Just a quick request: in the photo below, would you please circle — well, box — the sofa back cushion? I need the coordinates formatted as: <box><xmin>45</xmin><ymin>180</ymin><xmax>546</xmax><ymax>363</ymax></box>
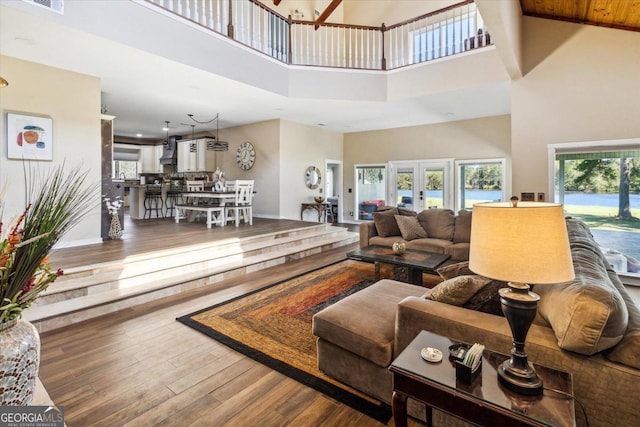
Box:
<box><xmin>536</xmin><ymin>218</ymin><xmax>629</xmax><ymax>355</ymax></box>
<box><xmin>417</xmin><ymin>209</ymin><xmax>456</xmax><ymax>240</ymax></box>
<box><xmin>453</xmin><ymin>210</ymin><xmax>472</xmax><ymax>243</ymax></box>
<box><xmin>604</xmin><ymin>269</ymin><xmax>640</xmax><ymax>369</ymax></box>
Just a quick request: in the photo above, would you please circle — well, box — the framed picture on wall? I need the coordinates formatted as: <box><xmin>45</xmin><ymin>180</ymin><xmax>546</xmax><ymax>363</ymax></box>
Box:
<box><xmin>7</xmin><ymin>113</ymin><xmax>53</xmax><ymax>161</ymax></box>
<box><xmin>520</xmin><ymin>192</ymin><xmax>535</xmax><ymax>202</ymax></box>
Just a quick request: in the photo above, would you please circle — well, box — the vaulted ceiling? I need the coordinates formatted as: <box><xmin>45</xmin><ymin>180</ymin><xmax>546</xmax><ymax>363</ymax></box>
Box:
<box><xmin>520</xmin><ymin>0</ymin><xmax>640</xmax><ymax>32</ymax></box>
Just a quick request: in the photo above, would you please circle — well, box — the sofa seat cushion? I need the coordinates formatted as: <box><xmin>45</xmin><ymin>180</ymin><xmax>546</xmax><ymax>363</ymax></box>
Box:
<box><xmin>312</xmin><ymin>279</ymin><xmax>425</xmax><ymax>367</ymax></box>
<box><xmin>405</xmin><ymin>238</ymin><xmax>452</xmax><ymax>254</ymax></box>
<box><xmin>445</xmin><ymin>242</ymin><xmax>470</xmax><ymax>261</ymax></box>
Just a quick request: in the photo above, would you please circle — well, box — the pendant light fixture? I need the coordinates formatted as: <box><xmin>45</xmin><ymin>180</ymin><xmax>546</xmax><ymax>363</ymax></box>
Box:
<box><xmin>0</xmin><ymin>76</ymin><xmax>8</xmax><ymax>88</ymax></box>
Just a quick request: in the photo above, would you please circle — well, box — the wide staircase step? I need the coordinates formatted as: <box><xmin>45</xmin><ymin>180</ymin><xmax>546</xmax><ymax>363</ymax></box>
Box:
<box><xmin>26</xmin><ymin>224</ymin><xmax>358</xmax><ymax>332</ymax></box>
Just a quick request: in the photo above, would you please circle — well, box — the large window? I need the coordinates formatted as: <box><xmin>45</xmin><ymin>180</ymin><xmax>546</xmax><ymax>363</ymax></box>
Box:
<box><xmin>456</xmin><ymin>159</ymin><xmax>506</xmax><ymax>211</ymax></box>
<box><xmin>114</xmin><ymin>160</ymin><xmax>138</xmax><ymax>179</ymax></box>
<box><xmin>553</xmin><ymin>144</ymin><xmax>640</xmax><ymax>276</ymax></box>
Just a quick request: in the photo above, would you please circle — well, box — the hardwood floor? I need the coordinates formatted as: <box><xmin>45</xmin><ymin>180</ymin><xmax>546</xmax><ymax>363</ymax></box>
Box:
<box><xmin>40</xmin><ymin>218</ymin><xmax>421</xmax><ymax>426</ymax></box>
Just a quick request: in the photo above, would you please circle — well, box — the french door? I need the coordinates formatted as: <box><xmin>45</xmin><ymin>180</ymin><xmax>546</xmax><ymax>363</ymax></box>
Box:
<box><xmin>389</xmin><ymin>160</ymin><xmax>453</xmax><ymax>211</ymax></box>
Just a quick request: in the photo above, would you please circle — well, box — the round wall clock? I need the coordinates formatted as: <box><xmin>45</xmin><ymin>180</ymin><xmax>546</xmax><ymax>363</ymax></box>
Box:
<box><xmin>236</xmin><ymin>141</ymin><xmax>256</xmax><ymax>170</ymax></box>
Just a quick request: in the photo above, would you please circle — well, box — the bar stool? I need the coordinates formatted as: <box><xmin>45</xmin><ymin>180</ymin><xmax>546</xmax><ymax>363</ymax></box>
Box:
<box><xmin>144</xmin><ymin>184</ymin><xmax>164</xmax><ymax>219</ymax></box>
<box><xmin>165</xmin><ymin>181</ymin><xmax>184</xmax><ymax>217</ymax></box>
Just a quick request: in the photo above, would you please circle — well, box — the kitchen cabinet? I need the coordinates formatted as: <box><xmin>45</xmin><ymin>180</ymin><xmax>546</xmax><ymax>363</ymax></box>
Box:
<box><xmin>141</xmin><ymin>145</ymin><xmax>163</xmax><ymax>173</ymax></box>
<box><xmin>177</xmin><ymin>138</ymin><xmax>216</xmax><ymax>172</ymax></box>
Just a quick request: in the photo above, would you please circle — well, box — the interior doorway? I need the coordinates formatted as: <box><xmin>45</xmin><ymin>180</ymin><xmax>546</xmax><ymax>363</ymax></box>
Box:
<box><xmin>325</xmin><ymin>160</ymin><xmax>343</xmax><ymax>223</ymax></box>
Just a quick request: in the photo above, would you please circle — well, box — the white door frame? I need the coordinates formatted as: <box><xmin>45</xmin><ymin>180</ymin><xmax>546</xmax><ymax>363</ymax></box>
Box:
<box><xmin>388</xmin><ymin>159</ymin><xmax>454</xmax><ymax>211</ymax></box>
<box><xmin>325</xmin><ymin>159</ymin><xmax>343</xmax><ymax>223</ymax></box>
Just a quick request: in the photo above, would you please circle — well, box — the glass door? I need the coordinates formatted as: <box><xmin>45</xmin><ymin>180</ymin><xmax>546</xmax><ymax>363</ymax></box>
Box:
<box><xmin>355</xmin><ymin>165</ymin><xmax>386</xmax><ymax>220</ymax></box>
<box><xmin>390</xmin><ymin>160</ymin><xmax>453</xmax><ymax>212</ymax></box>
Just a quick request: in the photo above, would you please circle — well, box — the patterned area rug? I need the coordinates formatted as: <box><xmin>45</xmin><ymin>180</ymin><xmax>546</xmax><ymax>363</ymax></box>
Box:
<box><xmin>176</xmin><ymin>259</ymin><xmax>392</xmax><ymax>423</ymax></box>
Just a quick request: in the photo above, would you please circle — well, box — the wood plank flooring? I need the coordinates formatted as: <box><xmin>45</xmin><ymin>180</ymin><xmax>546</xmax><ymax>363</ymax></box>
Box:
<box><xmin>40</xmin><ymin>217</ymin><xmax>422</xmax><ymax>426</ymax></box>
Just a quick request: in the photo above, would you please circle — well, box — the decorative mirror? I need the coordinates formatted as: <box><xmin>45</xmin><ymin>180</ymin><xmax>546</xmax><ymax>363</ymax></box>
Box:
<box><xmin>305</xmin><ymin>166</ymin><xmax>321</xmax><ymax>189</ymax></box>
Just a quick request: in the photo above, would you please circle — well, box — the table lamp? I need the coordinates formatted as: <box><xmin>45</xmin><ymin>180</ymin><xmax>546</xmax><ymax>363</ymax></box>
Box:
<box><xmin>469</xmin><ymin>200</ymin><xmax>574</xmax><ymax>395</ymax></box>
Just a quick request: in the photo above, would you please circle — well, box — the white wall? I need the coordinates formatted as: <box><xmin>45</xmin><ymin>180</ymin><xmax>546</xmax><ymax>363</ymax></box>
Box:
<box><xmin>0</xmin><ymin>56</ymin><xmax>102</xmax><ymax>247</ymax></box>
<box><xmin>216</xmin><ymin>120</ymin><xmax>280</xmax><ymax>218</ymax></box>
<box><xmin>280</xmin><ymin>120</ymin><xmax>343</xmax><ymax>221</ymax></box>
<box><xmin>344</xmin><ymin>115</ymin><xmax>511</xmax><ymax>219</ymax></box>
<box><xmin>511</xmin><ymin>18</ymin><xmax>640</xmax><ymax>198</ymax></box>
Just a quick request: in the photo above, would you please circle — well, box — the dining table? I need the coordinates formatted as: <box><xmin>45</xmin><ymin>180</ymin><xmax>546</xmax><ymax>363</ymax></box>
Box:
<box><xmin>180</xmin><ymin>191</ymin><xmax>237</xmax><ymax>206</ymax></box>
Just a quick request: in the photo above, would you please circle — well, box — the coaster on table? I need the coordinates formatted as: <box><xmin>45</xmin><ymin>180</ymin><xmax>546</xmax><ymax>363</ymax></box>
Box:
<box><xmin>421</xmin><ymin>347</ymin><xmax>443</xmax><ymax>363</ymax></box>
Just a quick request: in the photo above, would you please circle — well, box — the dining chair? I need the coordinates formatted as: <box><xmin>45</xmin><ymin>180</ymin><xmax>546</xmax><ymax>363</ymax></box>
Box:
<box><xmin>225</xmin><ymin>180</ymin><xmax>253</xmax><ymax>227</ymax></box>
<box><xmin>224</xmin><ymin>180</ymin><xmax>236</xmax><ymax>191</ymax></box>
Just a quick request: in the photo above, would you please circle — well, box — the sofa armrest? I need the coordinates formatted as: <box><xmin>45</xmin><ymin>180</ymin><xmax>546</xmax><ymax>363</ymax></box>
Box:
<box><xmin>359</xmin><ymin>222</ymin><xmax>378</xmax><ymax>248</ymax></box>
<box><xmin>395</xmin><ymin>297</ymin><xmax>640</xmax><ymax>427</ymax></box>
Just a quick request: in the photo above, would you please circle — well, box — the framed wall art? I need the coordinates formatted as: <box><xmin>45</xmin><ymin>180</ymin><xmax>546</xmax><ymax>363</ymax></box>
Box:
<box><xmin>7</xmin><ymin>113</ymin><xmax>53</xmax><ymax>161</ymax></box>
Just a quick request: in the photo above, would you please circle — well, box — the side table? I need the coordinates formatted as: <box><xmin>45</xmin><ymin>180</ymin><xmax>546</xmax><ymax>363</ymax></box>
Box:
<box><xmin>389</xmin><ymin>330</ymin><xmax>575</xmax><ymax>427</ymax></box>
<box><xmin>301</xmin><ymin>202</ymin><xmax>333</xmax><ymax>223</ymax></box>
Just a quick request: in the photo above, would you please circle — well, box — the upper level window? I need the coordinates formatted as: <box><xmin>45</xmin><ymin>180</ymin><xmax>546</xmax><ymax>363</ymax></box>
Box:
<box><xmin>411</xmin><ymin>4</ymin><xmax>485</xmax><ymax>62</ymax></box>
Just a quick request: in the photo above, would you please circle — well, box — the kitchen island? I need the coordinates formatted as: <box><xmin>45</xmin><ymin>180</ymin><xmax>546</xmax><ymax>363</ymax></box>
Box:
<box><xmin>129</xmin><ymin>184</ymin><xmax>169</xmax><ymax>219</ymax></box>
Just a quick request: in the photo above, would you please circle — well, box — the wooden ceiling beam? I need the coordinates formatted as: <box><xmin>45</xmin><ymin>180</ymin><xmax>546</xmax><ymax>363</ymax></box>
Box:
<box><xmin>315</xmin><ymin>0</ymin><xmax>342</xmax><ymax>29</ymax></box>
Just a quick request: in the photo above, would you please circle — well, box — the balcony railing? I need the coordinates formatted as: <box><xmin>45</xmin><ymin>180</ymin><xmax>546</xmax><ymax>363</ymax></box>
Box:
<box><xmin>146</xmin><ymin>0</ymin><xmax>491</xmax><ymax>70</ymax></box>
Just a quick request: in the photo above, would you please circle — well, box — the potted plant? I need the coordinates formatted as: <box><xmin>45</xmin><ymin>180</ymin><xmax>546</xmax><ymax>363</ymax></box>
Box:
<box><xmin>0</xmin><ymin>165</ymin><xmax>96</xmax><ymax>405</ymax></box>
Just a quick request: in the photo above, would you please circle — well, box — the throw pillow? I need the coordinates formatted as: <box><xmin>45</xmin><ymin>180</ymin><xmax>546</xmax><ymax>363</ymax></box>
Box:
<box><xmin>424</xmin><ymin>275</ymin><xmax>490</xmax><ymax>306</ymax></box>
<box><xmin>372</xmin><ymin>208</ymin><xmax>400</xmax><ymax>237</ymax></box>
<box><xmin>463</xmin><ymin>279</ymin><xmax>506</xmax><ymax>317</ymax></box>
<box><xmin>437</xmin><ymin>261</ymin><xmax>475</xmax><ymax>280</ymax></box>
<box><xmin>395</xmin><ymin>215</ymin><xmax>427</xmax><ymax>241</ymax></box>
<box><xmin>453</xmin><ymin>210</ymin><xmax>472</xmax><ymax>243</ymax></box>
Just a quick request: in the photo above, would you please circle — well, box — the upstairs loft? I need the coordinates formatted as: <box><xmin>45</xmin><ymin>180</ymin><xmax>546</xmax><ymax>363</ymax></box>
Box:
<box><xmin>147</xmin><ymin>0</ymin><xmax>494</xmax><ymax>71</ymax></box>
<box><xmin>0</xmin><ymin>0</ymin><xmax>514</xmax><ymax>136</ymax></box>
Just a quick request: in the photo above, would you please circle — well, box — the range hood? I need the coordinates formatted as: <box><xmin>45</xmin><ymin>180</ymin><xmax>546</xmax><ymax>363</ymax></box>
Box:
<box><xmin>160</xmin><ymin>136</ymin><xmax>179</xmax><ymax>165</ymax></box>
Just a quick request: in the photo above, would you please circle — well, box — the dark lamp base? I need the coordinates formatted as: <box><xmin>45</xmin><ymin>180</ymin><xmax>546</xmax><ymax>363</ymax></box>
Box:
<box><xmin>497</xmin><ymin>361</ymin><xmax>543</xmax><ymax>396</ymax></box>
<box><xmin>499</xmin><ymin>282</ymin><xmax>544</xmax><ymax>396</ymax></box>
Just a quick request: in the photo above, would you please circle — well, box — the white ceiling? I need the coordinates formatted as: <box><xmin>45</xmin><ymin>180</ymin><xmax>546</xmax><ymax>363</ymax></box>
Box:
<box><xmin>0</xmin><ymin>0</ymin><xmax>512</xmax><ymax>141</ymax></box>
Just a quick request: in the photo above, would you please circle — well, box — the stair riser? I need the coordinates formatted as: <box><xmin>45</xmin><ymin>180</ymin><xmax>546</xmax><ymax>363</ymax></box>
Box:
<box><xmin>35</xmin><ymin>233</ymin><xmax>358</xmax><ymax>308</ymax></box>
<box><xmin>31</xmin><ymin>236</ymin><xmax>357</xmax><ymax>333</ymax></box>
<box><xmin>49</xmin><ymin>228</ymin><xmax>349</xmax><ymax>293</ymax></box>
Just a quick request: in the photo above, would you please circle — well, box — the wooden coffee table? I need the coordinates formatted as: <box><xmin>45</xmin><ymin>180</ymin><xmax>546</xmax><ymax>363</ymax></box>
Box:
<box><xmin>346</xmin><ymin>245</ymin><xmax>450</xmax><ymax>285</ymax></box>
<box><xmin>389</xmin><ymin>331</ymin><xmax>575</xmax><ymax>427</ymax></box>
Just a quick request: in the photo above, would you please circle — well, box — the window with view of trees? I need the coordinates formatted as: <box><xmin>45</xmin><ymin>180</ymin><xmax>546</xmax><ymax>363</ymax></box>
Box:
<box><xmin>555</xmin><ymin>150</ymin><xmax>640</xmax><ymax>275</ymax></box>
<box><xmin>456</xmin><ymin>160</ymin><xmax>505</xmax><ymax>211</ymax></box>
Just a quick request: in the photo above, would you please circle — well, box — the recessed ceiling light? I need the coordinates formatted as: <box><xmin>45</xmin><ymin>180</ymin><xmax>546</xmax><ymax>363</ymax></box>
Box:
<box><xmin>317</xmin><ymin>123</ymin><xmax>326</xmax><ymax>127</ymax></box>
<box><xmin>136</xmin><ymin>133</ymin><xmax>143</xmax><ymax>138</ymax></box>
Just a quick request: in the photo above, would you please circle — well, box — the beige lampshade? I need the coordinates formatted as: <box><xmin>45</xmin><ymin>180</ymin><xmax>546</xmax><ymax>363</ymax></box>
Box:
<box><xmin>469</xmin><ymin>201</ymin><xmax>574</xmax><ymax>284</ymax></box>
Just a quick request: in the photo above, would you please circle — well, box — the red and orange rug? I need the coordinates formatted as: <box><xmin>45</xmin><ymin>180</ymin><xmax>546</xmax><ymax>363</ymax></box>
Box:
<box><xmin>176</xmin><ymin>259</ymin><xmax>392</xmax><ymax>423</ymax></box>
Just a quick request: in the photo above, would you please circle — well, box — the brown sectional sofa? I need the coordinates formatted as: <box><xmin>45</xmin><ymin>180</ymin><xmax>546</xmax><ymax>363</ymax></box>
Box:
<box><xmin>359</xmin><ymin>207</ymin><xmax>472</xmax><ymax>262</ymax></box>
<box><xmin>313</xmin><ymin>217</ymin><xmax>640</xmax><ymax>426</ymax></box>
